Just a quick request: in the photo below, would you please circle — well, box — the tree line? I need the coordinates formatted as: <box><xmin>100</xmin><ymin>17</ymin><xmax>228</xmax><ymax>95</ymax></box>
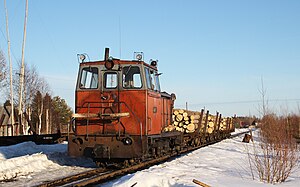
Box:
<box><xmin>0</xmin><ymin>49</ymin><xmax>72</xmax><ymax>135</ymax></box>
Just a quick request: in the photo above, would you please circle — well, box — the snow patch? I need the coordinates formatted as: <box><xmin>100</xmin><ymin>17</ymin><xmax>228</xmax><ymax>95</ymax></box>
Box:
<box><xmin>0</xmin><ymin>141</ymin><xmax>95</xmax><ymax>186</ymax></box>
<box><xmin>101</xmin><ymin>172</ymin><xmax>183</xmax><ymax>187</ymax></box>
<box><xmin>0</xmin><ymin>153</ymin><xmax>59</xmax><ymax>181</ymax></box>
<box><xmin>101</xmin><ymin>129</ymin><xmax>300</xmax><ymax>187</ymax></box>
<box><xmin>0</xmin><ymin>141</ymin><xmax>66</xmax><ymax>160</ymax></box>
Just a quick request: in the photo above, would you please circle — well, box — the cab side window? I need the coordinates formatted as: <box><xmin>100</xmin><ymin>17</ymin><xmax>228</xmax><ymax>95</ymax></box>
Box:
<box><xmin>144</xmin><ymin>68</ymin><xmax>152</xmax><ymax>89</ymax></box>
<box><xmin>80</xmin><ymin>67</ymin><xmax>98</xmax><ymax>89</ymax></box>
<box><xmin>154</xmin><ymin>72</ymin><xmax>161</xmax><ymax>92</ymax></box>
<box><xmin>145</xmin><ymin>67</ymin><xmax>161</xmax><ymax>92</ymax></box>
<box><xmin>122</xmin><ymin>66</ymin><xmax>142</xmax><ymax>89</ymax></box>
<box><xmin>150</xmin><ymin>70</ymin><xmax>158</xmax><ymax>91</ymax></box>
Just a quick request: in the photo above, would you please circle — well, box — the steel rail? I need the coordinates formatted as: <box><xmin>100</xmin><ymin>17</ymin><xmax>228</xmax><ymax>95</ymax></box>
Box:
<box><xmin>230</xmin><ymin>129</ymin><xmax>251</xmax><ymax>138</ymax></box>
<box><xmin>35</xmin><ymin>168</ymin><xmax>109</xmax><ymax>187</ymax></box>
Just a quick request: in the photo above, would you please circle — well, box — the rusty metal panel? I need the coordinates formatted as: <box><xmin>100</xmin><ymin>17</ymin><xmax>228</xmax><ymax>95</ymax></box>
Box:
<box><xmin>75</xmin><ymin>90</ymin><xmax>147</xmax><ymax>136</ymax></box>
<box><xmin>147</xmin><ymin>91</ymin><xmax>163</xmax><ymax>135</ymax></box>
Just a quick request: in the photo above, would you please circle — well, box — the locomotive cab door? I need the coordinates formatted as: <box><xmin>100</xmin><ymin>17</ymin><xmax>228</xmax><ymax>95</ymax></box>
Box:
<box><xmin>144</xmin><ymin>67</ymin><xmax>164</xmax><ymax>135</ymax></box>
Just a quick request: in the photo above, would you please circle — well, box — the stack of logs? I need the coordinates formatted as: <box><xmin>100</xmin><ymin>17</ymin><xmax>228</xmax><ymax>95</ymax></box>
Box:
<box><xmin>166</xmin><ymin>109</ymin><xmax>201</xmax><ymax>133</ymax></box>
<box><xmin>164</xmin><ymin>109</ymin><xmax>233</xmax><ymax>134</ymax></box>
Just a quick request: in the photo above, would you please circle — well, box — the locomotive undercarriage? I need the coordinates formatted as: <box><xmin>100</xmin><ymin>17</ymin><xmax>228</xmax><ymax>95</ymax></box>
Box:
<box><xmin>69</xmin><ymin>129</ymin><xmax>232</xmax><ymax>168</ymax></box>
<box><xmin>69</xmin><ymin>131</ymin><xmax>186</xmax><ymax>168</ymax></box>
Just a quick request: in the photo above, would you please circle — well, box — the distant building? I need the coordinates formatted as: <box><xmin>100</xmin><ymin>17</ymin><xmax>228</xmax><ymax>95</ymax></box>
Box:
<box><xmin>0</xmin><ymin>105</ymin><xmax>14</xmax><ymax>136</ymax></box>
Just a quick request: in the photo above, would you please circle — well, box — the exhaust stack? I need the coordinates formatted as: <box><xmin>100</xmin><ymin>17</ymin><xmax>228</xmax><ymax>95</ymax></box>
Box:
<box><xmin>104</xmin><ymin>48</ymin><xmax>109</xmax><ymax>61</ymax></box>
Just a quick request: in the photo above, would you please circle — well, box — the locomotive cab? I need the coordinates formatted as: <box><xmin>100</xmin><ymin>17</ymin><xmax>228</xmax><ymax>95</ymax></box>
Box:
<box><xmin>68</xmin><ymin>48</ymin><xmax>176</xmax><ymax>163</ymax></box>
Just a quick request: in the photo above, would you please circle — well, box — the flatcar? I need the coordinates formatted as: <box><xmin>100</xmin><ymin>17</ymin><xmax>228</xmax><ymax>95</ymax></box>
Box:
<box><xmin>68</xmin><ymin>48</ymin><xmax>233</xmax><ymax>166</ymax></box>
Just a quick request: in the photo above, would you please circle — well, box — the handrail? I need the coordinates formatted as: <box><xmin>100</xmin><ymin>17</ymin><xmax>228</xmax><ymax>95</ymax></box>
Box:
<box><xmin>86</xmin><ymin>103</ymin><xmax>90</xmax><ymax>140</ymax></box>
<box><xmin>76</xmin><ymin>100</ymin><xmax>144</xmax><ymax>154</ymax></box>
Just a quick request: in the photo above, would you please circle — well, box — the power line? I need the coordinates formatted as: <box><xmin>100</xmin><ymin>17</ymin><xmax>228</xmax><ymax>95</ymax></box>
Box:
<box><xmin>44</xmin><ymin>75</ymin><xmax>74</xmax><ymax>82</ymax></box>
<box><xmin>176</xmin><ymin>98</ymin><xmax>300</xmax><ymax>107</ymax></box>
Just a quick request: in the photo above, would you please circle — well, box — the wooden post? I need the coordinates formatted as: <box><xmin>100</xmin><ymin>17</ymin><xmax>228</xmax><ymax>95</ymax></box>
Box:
<box><xmin>214</xmin><ymin>112</ymin><xmax>219</xmax><ymax>133</ymax></box>
<box><xmin>217</xmin><ymin>114</ymin><xmax>222</xmax><ymax>131</ymax></box>
<box><xmin>4</xmin><ymin>0</ymin><xmax>15</xmax><ymax>136</ymax></box>
<box><xmin>196</xmin><ymin>109</ymin><xmax>204</xmax><ymax>134</ymax></box>
<box><xmin>204</xmin><ymin>110</ymin><xmax>209</xmax><ymax>137</ymax></box>
<box><xmin>18</xmin><ymin>0</ymin><xmax>29</xmax><ymax>134</ymax></box>
<box><xmin>226</xmin><ymin>117</ymin><xmax>229</xmax><ymax>131</ymax></box>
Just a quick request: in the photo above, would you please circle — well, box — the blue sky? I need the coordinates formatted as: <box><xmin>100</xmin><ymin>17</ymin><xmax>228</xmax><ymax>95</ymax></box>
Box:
<box><xmin>1</xmin><ymin>0</ymin><xmax>300</xmax><ymax>116</ymax></box>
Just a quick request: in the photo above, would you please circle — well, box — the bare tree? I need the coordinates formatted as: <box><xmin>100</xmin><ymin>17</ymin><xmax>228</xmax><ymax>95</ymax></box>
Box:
<box><xmin>4</xmin><ymin>62</ymin><xmax>51</xmax><ymax>134</ymax></box>
<box><xmin>33</xmin><ymin>91</ymin><xmax>43</xmax><ymax>134</ymax></box>
<box><xmin>258</xmin><ymin>77</ymin><xmax>268</xmax><ymax>117</ymax></box>
<box><xmin>0</xmin><ymin>50</ymin><xmax>7</xmax><ymax>89</ymax></box>
<box><xmin>249</xmin><ymin>115</ymin><xmax>299</xmax><ymax>183</ymax></box>
<box><xmin>246</xmin><ymin>79</ymin><xmax>299</xmax><ymax>184</ymax></box>
<box><xmin>24</xmin><ymin>66</ymin><xmax>50</xmax><ymax>134</ymax></box>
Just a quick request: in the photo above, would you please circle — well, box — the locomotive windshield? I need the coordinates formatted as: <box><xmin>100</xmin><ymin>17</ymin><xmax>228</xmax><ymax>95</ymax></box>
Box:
<box><xmin>122</xmin><ymin>66</ymin><xmax>142</xmax><ymax>89</ymax></box>
<box><xmin>104</xmin><ymin>72</ymin><xmax>118</xmax><ymax>89</ymax></box>
<box><xmin>79</xmin><ymin>67</ymin><xmax>98</xmax><ymax>89</ymax></box>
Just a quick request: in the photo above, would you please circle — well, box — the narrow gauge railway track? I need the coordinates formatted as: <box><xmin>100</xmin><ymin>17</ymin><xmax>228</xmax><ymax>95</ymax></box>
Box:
<box><xmin>36</xmin><ymin>130</ymin><xmax>250</xmax><ymax>187</ymax></box>
<box><xmin>230</xmin><ymin>129</ymin><xmax>251</xmax><ymax>138</ymax></box>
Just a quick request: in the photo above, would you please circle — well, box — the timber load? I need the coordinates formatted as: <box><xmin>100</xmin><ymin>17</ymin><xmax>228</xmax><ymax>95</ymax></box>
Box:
<box><xmin>164</xmin><ymin>109</ymin><xmax>234</xmax><ymax>134</ymax></box>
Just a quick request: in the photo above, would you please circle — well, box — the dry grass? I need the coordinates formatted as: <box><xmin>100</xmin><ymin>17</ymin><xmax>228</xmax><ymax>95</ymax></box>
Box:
<box><xmin>247</xmin><ymin>114</ymin><xmax>299</xmax><ymax>184</ymax></box>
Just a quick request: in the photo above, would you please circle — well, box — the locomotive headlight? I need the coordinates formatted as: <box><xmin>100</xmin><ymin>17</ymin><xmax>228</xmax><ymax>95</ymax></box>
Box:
<box><xmin>79</xmin><ymin>54</ymin><xmax>86</xmax><ymax>62</ymax></box>
<box><xmin>150</xmin><ymin>59</ymin><xmax>157</xmax><ymax>67</ymax></box>
<box><xmin>105</xmin><ymin>56</ymin><xmax>114</xmax><ymax>70</ymax></box>
<box><xmin>122</xmin><ymin>137</ymin><xmax>133</xmax><ymax>145</ymax></box>
<box><xmin>77</xmin><ymin>53</ymin><xmax>89</xmax><ymax>63</ymax></box>
<box><xmin>136</xmin><ymin>54</ymin><xmax>142</xmax><ymax>61</ymax></box>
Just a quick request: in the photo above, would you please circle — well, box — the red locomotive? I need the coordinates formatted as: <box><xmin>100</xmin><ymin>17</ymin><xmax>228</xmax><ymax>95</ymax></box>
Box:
<box><xmin>68</xmin><ymin>48</ymin><xmax>233</xmax><ymax>166</ymax></box>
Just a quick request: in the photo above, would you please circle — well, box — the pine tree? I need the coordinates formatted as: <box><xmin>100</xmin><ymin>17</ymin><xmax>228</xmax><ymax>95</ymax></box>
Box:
<box><xmin>51</xmin><ymin>96</ymin><xmax>73</xmax><ymax>133</ymax></box>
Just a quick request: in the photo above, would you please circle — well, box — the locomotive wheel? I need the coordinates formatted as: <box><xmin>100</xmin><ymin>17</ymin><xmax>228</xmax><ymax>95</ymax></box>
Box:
<box><xmin>95</xmin><ymin>161</ymin><xmax>107</xmax><ymax>168</ymax></box>
<box><xmin>123</xmin><ymin>160</ymin><xmax>130</xmax><ymax>168</ymax></box>
<box><xmin>156</xmin><ymin>147</ymin><xmax>162</xmax><ymax>157</ymax></box>
<box><xmin>194</xmin><ymin>138</ymin><xmax>200</xmax><ymax>146</ymax></box>
<box><xmin>175</xmin><ymin>145</ymin><xmax>181</xmax><ymax>154</ymax></box>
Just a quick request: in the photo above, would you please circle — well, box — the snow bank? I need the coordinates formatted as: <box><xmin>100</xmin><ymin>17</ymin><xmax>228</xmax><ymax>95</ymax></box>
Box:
<box><xmin>0</xmin><ymin>141</ymin><xmax>66</xmax><ymax>160</ymax></box>
<box><xmin>0</xmin><ymin>153</ymin><xmax>60</xmax><ymax>181</ymax></box>
<box><xmin>0</xmin><ymin>141</ymin><xmax>95</xmax><ymax>186</ymax></box>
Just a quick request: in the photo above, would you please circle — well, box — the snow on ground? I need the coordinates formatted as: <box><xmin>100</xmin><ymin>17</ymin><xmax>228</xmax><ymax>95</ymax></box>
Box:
<box><xmin>0</xmin><ymin>142</ymin><xmax>96</xmax><ymax>186</ymax></box>
<box><xmin>0</xmin><ymin>129</ymin><xmax>299</xmax><ymax>187</ymax></box>
<box><xmin>101</xmin><ymin>129</ymin><xmax>300</xmax><ymax>187</ymax></box>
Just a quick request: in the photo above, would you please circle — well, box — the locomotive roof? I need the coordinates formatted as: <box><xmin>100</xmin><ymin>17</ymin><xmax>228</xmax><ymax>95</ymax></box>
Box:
<box><xmin>80</xmin><ymin>59</ymin><xmax>158</xmax><ymax>71</ymax></box>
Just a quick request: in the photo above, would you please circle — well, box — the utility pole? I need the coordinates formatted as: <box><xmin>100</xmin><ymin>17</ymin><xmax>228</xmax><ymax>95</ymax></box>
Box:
<box><xmin>18</xmin><ymin>0</ymin><xmax>29</xmax><ymax>134</ymax></box>
<box><xmin>4</xmin><ymin>0</ymin><xmax>15</xmax><ymax>136</ymax></box>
